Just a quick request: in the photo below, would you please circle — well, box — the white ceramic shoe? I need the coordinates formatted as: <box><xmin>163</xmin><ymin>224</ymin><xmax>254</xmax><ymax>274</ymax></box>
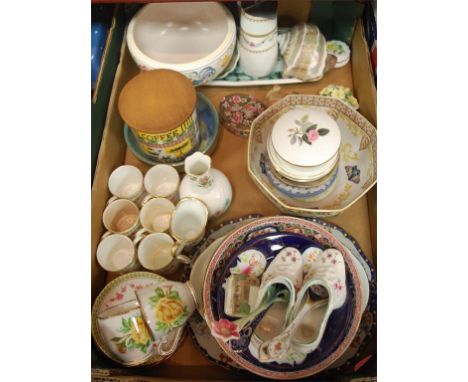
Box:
<box><xmin>257</xmin><ymin>248</ymin><xmax>347</xmax><ymax>363</ymax></box>
<box><xmin>248</xmin><ymin>247</ymin><xmax>303</xmax><ymax>362</ymax></box>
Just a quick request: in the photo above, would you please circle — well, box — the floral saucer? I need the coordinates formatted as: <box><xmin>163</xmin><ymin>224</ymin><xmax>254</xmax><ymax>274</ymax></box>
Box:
<box><xmin>203</xmin><ymin>216</ymin><xmax>362</xmax><ymax>379</ymax></box>
<box><xmin>91</xmin><ymin>272</ymin><xmax>186</xmax><ymax>366</ymax></box>
<box><xmin>124</xmin><ymin>93</ymin><xmax>219</xmax><ymax>171</ymax></box>
<box><xmin>184</xmin><ymin>216</ymin><xmax>375</xmax><ymax>376</ymax></box>
<box><xmin>248</xmin><ymin>95</ymin><xmax>377</xmax><ymax>217</ymax></box>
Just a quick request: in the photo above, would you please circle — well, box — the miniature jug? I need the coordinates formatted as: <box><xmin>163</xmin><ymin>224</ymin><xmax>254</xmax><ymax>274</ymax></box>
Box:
<box><xmin>179</xmin><ymin>152</ymin><xmax>232</xmax><ymax>219</ymax></box>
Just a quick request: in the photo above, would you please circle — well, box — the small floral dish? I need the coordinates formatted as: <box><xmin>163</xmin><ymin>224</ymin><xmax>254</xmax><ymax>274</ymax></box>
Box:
<box><xmin>127</xmin><ymin>2</ymin><xmax>236</xmax><ymax>86</ymax></box>
<box><xmin>92</xmin><ymin>272</ymin><xmax>186</xmax><ymax>366</ymax></box>
<box><xmin>203</xmin><ymin>216</ymin><xmax>362</xmax><ymax>379</ymax></box>
<box><xmin>319</xmin><ymin>84</ymin><xmax>359</xmax><ymax>110</ymax></box>
<box><xmin>248</xmin><ymin>95</ymin><xmax>377</xmax><ymax>217</ymax></box>
<box><xmin>125</xmin><ymin>93</ymin><xmax>219</xmax><ymax>171</ymax></box>
<box><xmin>186</xmin><ymin>216</ymin><xmax>376</xmax><ymax>376</ymax></box>
<box><xmin>326</xmin><ymin>40</ymin><xmax>350</xmax><ymax>69</ymax></box>
<box><xmin>219</xmin><ymin>94</ymin><xmax>266</xmax><ymax>137</ymax></box>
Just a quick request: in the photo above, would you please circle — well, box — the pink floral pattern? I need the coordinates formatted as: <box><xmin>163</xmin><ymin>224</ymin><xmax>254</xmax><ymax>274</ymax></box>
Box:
<box><xmin>219</xmin><ymin>94</ymin><xmax>265</xmax><ymax>135</ymax></box>
<box><xmin>288</xmin><ymin>113</ymin><xmax>329</xmax><ymax>146</ymax></box>
<box><xmin>211</xmin><ymin>319</ymin><xmax>240</xmax><ymax>342</ymax></box>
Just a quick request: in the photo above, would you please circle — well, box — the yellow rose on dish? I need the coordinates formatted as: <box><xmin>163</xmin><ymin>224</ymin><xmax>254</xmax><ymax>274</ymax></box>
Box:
<box><xmin>155</xmin><ymin>297</ymin><xmax>186</xmax><ymax>325</ymax></box>
<box><xmin>130</xmin><ymin>316</ymin><xmax>151</xmax><ymax>345</ymax></box>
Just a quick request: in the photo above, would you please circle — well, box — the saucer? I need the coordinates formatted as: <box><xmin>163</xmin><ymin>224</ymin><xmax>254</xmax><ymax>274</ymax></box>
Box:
<box><xmin>124</xmin><ymin>93</ymin><xmax>219</xmax><ymax>171</ymax></box>
<box><xmin>203</xmin><ymin>216</ymin><xmax>362</xmax><ymax>379</ymax></box>
<box><xmin>248</xmin><ymin>95</ymin><xmax>377</xmax><ymax>217</ymax></box>
<box><xmin>92</xmin><ymin>271</ymin><xmax>185</xmax><ymax>366</ymax></box>
<box><xmin>260</xmin><ymin>153</ymin><xmax>339</xmax><ymax>202</ymax></box>
<box><xmin>185</xmin><ymin>216</ymin><xmax>376</xmax><ymax>376</ymax></box>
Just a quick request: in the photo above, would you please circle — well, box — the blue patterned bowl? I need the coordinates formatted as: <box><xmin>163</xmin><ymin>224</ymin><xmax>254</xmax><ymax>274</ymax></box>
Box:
<box><xmin>202</xmin><ymin>216</ymin><xmax>362</xmax><ymax>379</ymax></box>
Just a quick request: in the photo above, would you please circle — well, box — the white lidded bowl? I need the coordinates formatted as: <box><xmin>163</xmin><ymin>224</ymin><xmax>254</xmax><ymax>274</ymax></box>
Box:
<box><xmin>127</xmin><ymin>2</ymin><xmax>236</xmax><ymax>86</ymax></box>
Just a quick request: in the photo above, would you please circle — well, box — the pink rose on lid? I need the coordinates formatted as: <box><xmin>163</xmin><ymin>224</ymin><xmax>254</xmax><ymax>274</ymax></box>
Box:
<box><xmin>307</xmin><ymin>129</ymin><xmax>319</xmax><ymax>142</ymax></box>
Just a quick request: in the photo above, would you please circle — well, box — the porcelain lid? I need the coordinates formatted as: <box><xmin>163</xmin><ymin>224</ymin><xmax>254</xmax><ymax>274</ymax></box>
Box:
<box><xmin>271</xmin><ymin>107</ymin><xmax>341</xmax><ymax>167</ymax></box>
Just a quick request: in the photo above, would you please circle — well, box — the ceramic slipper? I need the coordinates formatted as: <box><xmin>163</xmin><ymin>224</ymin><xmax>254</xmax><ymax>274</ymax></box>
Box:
<box><xmin>257</xmin><ymin>248</ymin><xmax>347</xmax><ymax>362</ymax></box>
<box><xmin>211</xmin><ymin>247</ymin><xmax>302</xmax><ymax>344</ymax></box>
<box><xmin>247</xmin><ymin>247</ymin><xmax>303</xmax><ymax>361</ymax></box>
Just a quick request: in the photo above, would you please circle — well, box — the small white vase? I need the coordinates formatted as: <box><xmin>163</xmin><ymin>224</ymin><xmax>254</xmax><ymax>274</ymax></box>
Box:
<box><xmin>179</xmin><ymin>152</ymin><xmax>232</xmax><ymax>219</ymax></box>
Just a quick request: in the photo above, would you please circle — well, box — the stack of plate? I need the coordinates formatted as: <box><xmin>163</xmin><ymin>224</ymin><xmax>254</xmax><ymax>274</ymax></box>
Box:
<box><xmin>185</xmin><ymin>215</ymin><xmax>376</xmax><ymax>379</ymax></box>
<box><xmin>267</xmin><ymin>107</ymin><xmax>341</xmax><ymax>183</ymax></box>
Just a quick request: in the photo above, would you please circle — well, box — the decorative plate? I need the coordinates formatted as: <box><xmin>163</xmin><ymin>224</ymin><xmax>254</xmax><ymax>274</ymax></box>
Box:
<box><xmin>185</xmin><ymin>216</ymin><xmax>376</xmax><ymax>376</ymax></box>
<box><xmin>248</xmin><ymin>95</ymin><xmax>377</xmax><ymax>217</ymax></box>
<box><xmin>91</xmin><ymin>271</ymin><xmax>185</xmax><ymax>366</ymax></box>
<box><xmin>260</xmin><ymin>153</ymin><xmax>339</xmax><ymax>201</ymax></box>
<box><xmin>124</xmin><ymin>93</ymin><xmax>219</xmax><ymax>171</ymax></box>
<box><xmin>203</xmin><ymin>216</ymin><xmax>362</xmax><ymax>379</ymax></box>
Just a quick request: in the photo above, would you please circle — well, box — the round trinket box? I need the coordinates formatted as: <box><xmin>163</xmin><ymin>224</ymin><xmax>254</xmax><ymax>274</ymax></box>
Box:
<box><xmin>269</xmin><ymin>107</ymin><xmax>341</xmax><ymax>182</ymax></box>
<box><xmin>118</xmin><ymin>69</ymin><xmax>199</xmax><ymax>163</ymax></box>
<box><xmin>219</xmin><ymin>94</ymin><xmax>266</xmax><ymax>137</ymax></box>
<box><xmin>326</xmin><ymin>40</ymin><xmax>350</xmax><ymax>69</ymax></box>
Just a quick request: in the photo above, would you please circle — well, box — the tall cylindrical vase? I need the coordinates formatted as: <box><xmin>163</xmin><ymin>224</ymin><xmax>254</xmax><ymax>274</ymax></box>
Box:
<box><xmin>238</xmin><ymin>1</ymin><xmax>278</xmax><ymax>78</ymax></box>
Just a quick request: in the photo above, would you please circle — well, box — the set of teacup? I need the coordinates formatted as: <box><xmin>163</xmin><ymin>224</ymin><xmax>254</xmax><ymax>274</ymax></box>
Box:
<box><xmin>95</xmin><ymin>274</ymin><xmax>197</xmax><ymax>366</ymax></box>
<box><xmin>98</xmin><ymin>156</ymin><xmax>224</xmax><ymax>275</ymax></box>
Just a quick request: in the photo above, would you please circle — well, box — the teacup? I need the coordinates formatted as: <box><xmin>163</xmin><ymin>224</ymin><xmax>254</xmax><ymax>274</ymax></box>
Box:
<box><xmin>102</xmin><ymin>199</ymin><xmax>140</xmax><ymax>236</ymax></box>
<box><xmin>134</xmin><ymin>232</ymin><xmax>191</xmax><ymax>275</ymax></box>
<box><xmin>97</xmin><ymin>234</ymin><xmax>140</xmax><ymax>273</ymax></box>
<box><xmin>98</xmin><ymin>306</ymin><xmax>154</xmax><ymax>365</ymax></box>
<box><xmin>138</xmin><ymin>197</ymin><xmax>175</xmax><ymax>234</ymax></box>
<box><xmin>108</xmin><ymin>165</ymin><xmax>144</xmax><ymax>202</ymax></box>
<box><xmin>143</xmin><ymin>164</ymin><xmax>180</xmax><ymax>203</ymax></box>
<box><xmin>170</xmin><ymin>197</ymin><xmax>208</xmax><ymax>248</ymax></box>
<box><xmin>135</xmin><ymin>281</ymin><xmax>196</xmax><ymax>341</ymax></box>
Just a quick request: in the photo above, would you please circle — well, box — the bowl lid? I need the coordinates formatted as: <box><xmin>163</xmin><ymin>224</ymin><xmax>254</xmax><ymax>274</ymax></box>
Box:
<box><xmin>271</xmin><ymin>107</ymin><xmax>341</xmax><ymax>167</ymax></box>
<box><xmin>118</xmin><ymin>69</ymin><xmax>196</xmax><ymax>134</ymax></box>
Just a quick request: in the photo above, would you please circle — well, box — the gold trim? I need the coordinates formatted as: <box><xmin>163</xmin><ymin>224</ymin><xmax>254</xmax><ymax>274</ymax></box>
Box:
<box><xmin>240</xmin><ymin>26</ymin><xmax>277</xmax><ymax>38</ymax></box>
<box><xmin>91</xmin><ymin>272</ymin><xmax>173</xmax><ymax>366</ymax></box>
<box><xmin>170</xmin><ymin>197</ymin><xmax>209</xmax><ymax>244</ymax></box>
<box><xmin>247</xmin><ymin>95</ymin><xmax>377</xmax><ymax>217</ymax></box>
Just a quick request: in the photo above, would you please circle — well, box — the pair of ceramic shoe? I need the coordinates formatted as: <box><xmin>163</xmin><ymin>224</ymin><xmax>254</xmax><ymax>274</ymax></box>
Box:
<box><xmin>248</xmin><ymin>246</ymin><xmax>347</xmax><ymax>365</ymax></box>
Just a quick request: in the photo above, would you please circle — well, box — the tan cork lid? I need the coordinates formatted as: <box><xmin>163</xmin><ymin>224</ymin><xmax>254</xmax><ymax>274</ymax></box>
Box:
<box><xmin>118</xmin><ymin>69</ymin><xmax>197</xmax><ymax>134</ymax></box>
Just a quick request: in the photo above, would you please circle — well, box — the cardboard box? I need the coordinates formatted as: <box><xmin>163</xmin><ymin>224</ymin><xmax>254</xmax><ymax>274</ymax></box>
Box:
<box><xmin>91</xmin><ymin>5</ymin><xmax>125</xmax><ymax>180</ymax></box>
<box><xmin>91</xmin><ymin>12</ymin><xmax>377</xmax><ymax>381</ymax></box>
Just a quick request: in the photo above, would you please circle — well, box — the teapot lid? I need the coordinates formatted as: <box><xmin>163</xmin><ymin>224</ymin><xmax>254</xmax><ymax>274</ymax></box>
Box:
<box><xmin>271</xmin><ymin>107</ymin><xmax>341</xmax><ymax>167</ymax></box>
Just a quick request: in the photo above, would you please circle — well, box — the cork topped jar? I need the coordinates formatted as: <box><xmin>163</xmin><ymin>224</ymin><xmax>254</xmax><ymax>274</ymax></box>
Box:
<box><xmin>118</xmin><ymin>69</ymin><xmax>199</xmax><ymax>163</ymax></box>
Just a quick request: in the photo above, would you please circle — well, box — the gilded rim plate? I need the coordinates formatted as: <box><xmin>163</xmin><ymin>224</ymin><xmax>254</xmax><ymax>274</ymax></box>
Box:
<box><xmin>124</xmin><ymin>93</ymin><xmax>219</xmax><ymax>171</ymax></box>
<box><xmin>202</xmin><ymin>216</ymin><xmax>362</xmax><ymax>379</ymax></box>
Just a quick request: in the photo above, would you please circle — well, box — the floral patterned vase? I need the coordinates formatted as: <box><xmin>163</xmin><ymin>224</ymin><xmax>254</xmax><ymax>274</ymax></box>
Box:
<box><xmin>179</xmin><ymin>152</ymin><xmax>233</xmax><ymax>219</ymax></box>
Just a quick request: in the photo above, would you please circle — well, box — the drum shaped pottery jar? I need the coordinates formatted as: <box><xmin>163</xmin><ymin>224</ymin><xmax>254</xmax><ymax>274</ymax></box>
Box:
<box><xmin>118</xmin><ymin>69</ymin><xmax>200</xmax><ymax>163</ymax></box>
